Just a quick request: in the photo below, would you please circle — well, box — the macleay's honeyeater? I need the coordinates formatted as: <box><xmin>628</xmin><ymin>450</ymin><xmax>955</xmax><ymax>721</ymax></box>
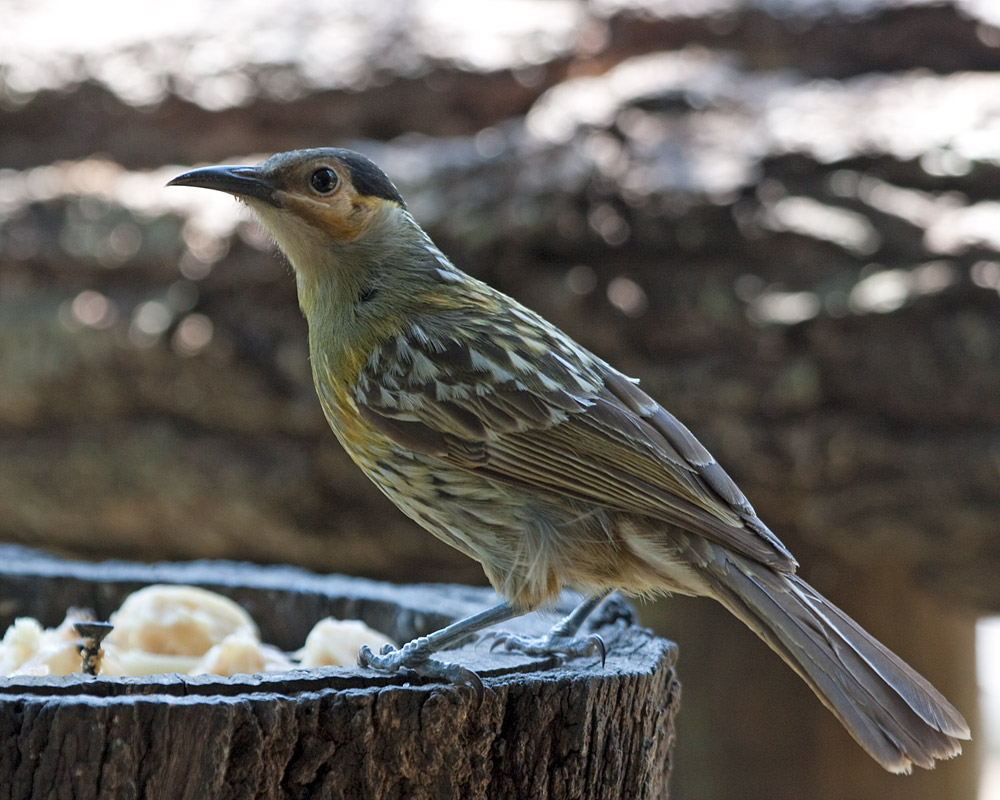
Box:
<box><xmin>170</xmin><ymin>148</ymin><xmax>969</xmax><ymax>773</ymax></box>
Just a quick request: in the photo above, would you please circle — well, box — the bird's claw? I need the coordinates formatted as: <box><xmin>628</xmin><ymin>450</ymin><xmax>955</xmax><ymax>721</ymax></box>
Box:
<box><xmin>358</xmin><ymin>640</ymin><xmax>485</xmax><ymax>707</ymax></box>
<box><xmin>486</xmin><ymin>632</ymin><xmax>511</xmax><ymax>652</ymax></box>
<box><xmin>485</xmin><ymin>631</ymin><xmax>607</xmax><ymax>668</ymax></box>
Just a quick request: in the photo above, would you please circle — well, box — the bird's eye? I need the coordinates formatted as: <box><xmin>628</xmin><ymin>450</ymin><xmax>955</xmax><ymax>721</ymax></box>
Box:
<box><xmin>310</xmin><ymin>167</ymin><xmax>338</xmax><ymax>195</ymax></box>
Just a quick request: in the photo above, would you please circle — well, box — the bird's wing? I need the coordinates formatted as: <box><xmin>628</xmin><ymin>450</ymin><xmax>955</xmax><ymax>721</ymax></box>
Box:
<box><xmin>354</xmin><ymin>316</ymin><xmax>796</xmax><ymax>571</ymax></box>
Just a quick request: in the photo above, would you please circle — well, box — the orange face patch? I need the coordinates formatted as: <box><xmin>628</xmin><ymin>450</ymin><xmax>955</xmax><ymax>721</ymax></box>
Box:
<box><xmin>278</xmin><ymin>188</ymin><xmax>384</xmax><ymax>244</ymax></box>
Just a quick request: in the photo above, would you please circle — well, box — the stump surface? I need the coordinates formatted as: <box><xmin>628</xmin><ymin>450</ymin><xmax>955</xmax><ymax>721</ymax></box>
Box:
<box><xmin>0</xmin><ymin>547</ymin><xmax>679</xmax><ymax>800</ymax></box>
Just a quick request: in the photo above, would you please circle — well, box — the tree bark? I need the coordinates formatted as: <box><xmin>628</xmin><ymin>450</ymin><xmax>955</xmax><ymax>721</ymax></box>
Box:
<box><xmin>0</xmin><ymin>547</ymin><xmax>679</xmax><ymax>800</ymax></box>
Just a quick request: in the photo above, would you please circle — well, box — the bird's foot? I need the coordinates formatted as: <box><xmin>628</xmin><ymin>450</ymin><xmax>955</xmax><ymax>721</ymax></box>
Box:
<box><xmin>358</xmin><ymin>638</ymin><xmax>484</xmax><ymax>705</ymax></box>
<box><xmin>485</xmin><ymin>630</ymin><xmax>607</xmax><ymax>667</ymax></box>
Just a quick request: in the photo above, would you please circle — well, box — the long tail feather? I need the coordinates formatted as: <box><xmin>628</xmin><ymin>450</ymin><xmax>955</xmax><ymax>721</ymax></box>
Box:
<box><xmin>705</xmin><ymin>554</ymin><xmax>970</xmax><ymax>773</ymax></box>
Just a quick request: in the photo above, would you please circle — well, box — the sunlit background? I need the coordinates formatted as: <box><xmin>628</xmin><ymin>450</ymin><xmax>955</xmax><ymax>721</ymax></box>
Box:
<box><xmin>2</xmin><ymin>1</ymin><xmax>999</xmax><ymax>798</ymax></box>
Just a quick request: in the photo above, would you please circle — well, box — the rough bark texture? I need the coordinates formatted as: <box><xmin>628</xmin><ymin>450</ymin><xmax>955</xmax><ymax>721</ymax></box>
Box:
<box><xmin>0</xmin><ymin>547</ymin><xmax>678</xmax><ymax>800</ymax></box>
<box><xmin>0</xmin><ymin>1</ymin><xmax>993</xmax><ymax>798</ymax></box>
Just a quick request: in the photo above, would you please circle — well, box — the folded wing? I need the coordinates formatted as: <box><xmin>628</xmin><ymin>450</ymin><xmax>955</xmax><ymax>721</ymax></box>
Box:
<box><xmin>353</xmin><ymin>315</ymin><xmax>797</xmax><ymax>571</ymax></box>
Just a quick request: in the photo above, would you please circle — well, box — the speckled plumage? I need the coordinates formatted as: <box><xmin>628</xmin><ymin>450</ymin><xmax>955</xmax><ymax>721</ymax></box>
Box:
<box><xmin>169</xmin><ymin>148</ymin><xmax>969</xmax><ymax>774</ymax></box>
<box><xmin>337</xmin><ymin>273</ymin><xmax>794</xmax><ymax>608</ymax></box>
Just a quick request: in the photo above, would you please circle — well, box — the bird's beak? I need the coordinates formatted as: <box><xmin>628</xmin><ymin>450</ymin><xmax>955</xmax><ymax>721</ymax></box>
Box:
<box><xmin>167</xmin><ymin>165</ymin><xmax>281</xmax><ymax>207</ymax></box>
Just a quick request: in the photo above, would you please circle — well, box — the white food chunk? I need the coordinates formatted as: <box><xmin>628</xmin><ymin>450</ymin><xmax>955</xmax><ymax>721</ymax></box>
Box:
<box><xmin>297</xmin><ymin>618</ymin><xmax>396</xmax><ymax>668</ymax></box>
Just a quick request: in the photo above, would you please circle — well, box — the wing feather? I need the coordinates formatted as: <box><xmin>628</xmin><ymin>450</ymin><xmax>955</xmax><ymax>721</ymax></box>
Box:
<box><xmin>355</xmin><ymin>320</ymin><xmax>797</xmax><ymax>570</ymax></box>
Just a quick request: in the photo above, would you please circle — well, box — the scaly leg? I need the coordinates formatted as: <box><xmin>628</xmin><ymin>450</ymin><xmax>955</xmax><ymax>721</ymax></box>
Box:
<box><xmin>488</xmin><ymin>591</ymin><xmax>611</xmax><ymax>665</ymax></box>
<box><xmin>358</xmin><ymin>593</ymin><xmax>612</xmax><ymax>701</ymax></box>
<box><xmin>358</xmin><ymin>600</ymin><xmax>524</xmax><ymax>702</ymax></box>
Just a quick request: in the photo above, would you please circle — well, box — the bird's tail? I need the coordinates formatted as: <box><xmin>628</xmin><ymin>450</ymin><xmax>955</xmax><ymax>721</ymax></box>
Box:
<box><xmin>703</xmin><ymin>554</ymin><xmax>971</xmax><ymax>773</ymax></box>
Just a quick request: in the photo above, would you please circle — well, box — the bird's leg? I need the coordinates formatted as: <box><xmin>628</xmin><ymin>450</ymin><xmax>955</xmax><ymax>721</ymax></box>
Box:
<box><xmin>488</xmin><ymin>591</ymin><xmax>611</xmax><ymax>665</ymax></box>
<box><xmin>358</xmin><ymin>600</ymin><xmax>524</xmax><ymax>701</ymax></box>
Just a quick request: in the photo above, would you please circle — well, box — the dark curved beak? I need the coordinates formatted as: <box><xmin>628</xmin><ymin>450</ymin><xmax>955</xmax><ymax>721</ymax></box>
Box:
<box><xmin>167</xmin><ymin>165</ymin><xmax>281</xmax><ymax>207</ymax></box>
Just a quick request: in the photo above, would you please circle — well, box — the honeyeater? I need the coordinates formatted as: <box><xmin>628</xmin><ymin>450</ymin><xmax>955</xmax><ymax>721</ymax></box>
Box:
<box><xmin>169</xmin><ymin>148</ymin><xmax>969</xmax><ymax>773</ymax></box>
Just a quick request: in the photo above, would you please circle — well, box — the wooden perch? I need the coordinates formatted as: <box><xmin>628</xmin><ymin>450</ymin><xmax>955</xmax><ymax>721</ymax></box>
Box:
<box><xmin>0</xmin><ymin>547</ymin><xmax>678</xmax><ymax>800</ymax></box>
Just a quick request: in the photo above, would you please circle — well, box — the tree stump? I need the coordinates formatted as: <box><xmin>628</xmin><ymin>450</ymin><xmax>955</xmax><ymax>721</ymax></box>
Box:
<box><xmin>0</xmin><ymin>547</ymin><xmax>679</xmax><ymax>800</ymax></box>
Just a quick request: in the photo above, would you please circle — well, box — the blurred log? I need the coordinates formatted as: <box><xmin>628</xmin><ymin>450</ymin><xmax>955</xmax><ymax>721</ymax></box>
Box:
<box><xmin>0</xmin><ymin>547</ymin><xmax>679</xmax><ymax>800</ymax></box>
<box><xmin>1</xmin><ymin>50</ymin><xmax>997</xmax><ymax>610</ymax></box>
<box><xmin>2</xmin><ymin>1</ymin><xmax>997</xmax><ymax>169</ymax></box>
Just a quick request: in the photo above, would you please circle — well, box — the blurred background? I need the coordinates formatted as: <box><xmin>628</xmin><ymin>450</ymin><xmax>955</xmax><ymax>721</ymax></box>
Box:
<box><xmin>2</xmin><ymin>0</ymin><xmax>999</xmax><ymax>797</ymax></box>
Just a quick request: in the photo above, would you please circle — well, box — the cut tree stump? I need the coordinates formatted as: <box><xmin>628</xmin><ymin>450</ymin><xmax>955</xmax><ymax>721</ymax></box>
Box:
<box><xmin>0</xmin><ymin>547</ymin><xmax>679</xmax><ymax>800</ymax></box>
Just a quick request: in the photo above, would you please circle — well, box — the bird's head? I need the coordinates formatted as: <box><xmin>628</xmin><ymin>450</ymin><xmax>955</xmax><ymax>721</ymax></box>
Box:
<box><xmin>169</xmin><ymin>146</ymin><xmax>406</xmax><ymax>251</ymax></box>
<box><xmin>168</xmin><ymin>148</ymin><xmax>435</xmax><ymax>330</ymax></box>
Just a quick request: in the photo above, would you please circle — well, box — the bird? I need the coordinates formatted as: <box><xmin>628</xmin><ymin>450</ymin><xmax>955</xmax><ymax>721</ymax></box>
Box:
<box><xmin>169</xmin><ymin>147</ymin><xmax>969</xmax><ymax>774</ymax></box>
